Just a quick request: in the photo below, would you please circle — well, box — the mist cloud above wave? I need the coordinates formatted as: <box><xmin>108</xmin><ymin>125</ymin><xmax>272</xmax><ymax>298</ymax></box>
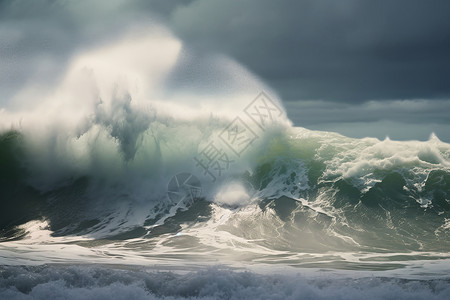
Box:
<box><xmin>0</xmin><ymin>0</ymin><xmax>278</xmax><ymax>114</ymax></box>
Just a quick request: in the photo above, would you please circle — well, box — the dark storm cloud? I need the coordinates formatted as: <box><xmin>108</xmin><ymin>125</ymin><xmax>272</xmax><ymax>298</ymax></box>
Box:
<box><xmin>146</xmin><ymin>0</ymin><xmax>450</xmax><ymax>103</ymax></box>
<box><xmin>134</xmin><ymin>0</ymin><xmax>450</xmax><ymax>141</ymax></box>
<box><xmin>285</xmin><ymin>99</ymin><xmax>450</xmax><ymax>125</ymax></box>
<box><xmin>3</xmin><ymin>0</ymin><xmax>449</xmax><ymax>104</ymax></box>
<box><xmin>0</xmin><ymin>0</ymin><xmax>73</xmax><ymax>101</ymax></box>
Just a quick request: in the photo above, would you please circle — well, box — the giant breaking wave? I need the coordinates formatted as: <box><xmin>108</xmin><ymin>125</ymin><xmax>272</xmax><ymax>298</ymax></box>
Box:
<box><xmin>0</xmin><ymin>24</ymin><xmax>449</xmax><ymax>271</ymax></box>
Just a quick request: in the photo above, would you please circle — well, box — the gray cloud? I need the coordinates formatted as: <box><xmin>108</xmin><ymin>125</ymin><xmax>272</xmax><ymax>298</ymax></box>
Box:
<box><xmin>3</xmin><ymin>0</ymin><xmax>450</xmax><ymax>104</ymax></box>
<box><xmin>284</xmin><ymin>99</ymin><xmax>450</xmax><ymax>141</ymax></box>
<box><xmin>308</xmin><ymin>121</ymin><xmax>450</xmax><ymax>142</ymax></box>
<box><xmin>152</xmin><ymin>0</ymin><xmax>450</xmax><ymax>102</ymax></box>
<box><xmin>285</xmin><ymin>99</ymin><xmax>450</xmax><ymax>125</ymax></box>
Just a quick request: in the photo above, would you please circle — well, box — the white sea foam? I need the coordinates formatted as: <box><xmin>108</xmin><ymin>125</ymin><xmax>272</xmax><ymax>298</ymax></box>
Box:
<box><xmin>0</xmin><ymin>265</ymin><xmax>449</xmax><ymax>300</ymax></box>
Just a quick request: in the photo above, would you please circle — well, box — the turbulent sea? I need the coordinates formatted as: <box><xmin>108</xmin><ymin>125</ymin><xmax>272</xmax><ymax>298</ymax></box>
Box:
<box><xmin>0</xmin><ymin>30</ymin><xmax>449</xmax><ymax>299</ymax></box>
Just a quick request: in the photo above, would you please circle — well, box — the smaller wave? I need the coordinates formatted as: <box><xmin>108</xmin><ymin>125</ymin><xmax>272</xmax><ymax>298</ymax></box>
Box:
<box><xmin>0</xmin><ymin>265</ymin><xmax>449</xmax><ymax>300</ymax></box>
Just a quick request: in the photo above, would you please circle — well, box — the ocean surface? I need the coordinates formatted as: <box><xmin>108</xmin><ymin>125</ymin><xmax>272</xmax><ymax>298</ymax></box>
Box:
<box><xmin>0</xmin><ymin>30</ymin><xmax>449</xmax><ymax>299</ymax></box>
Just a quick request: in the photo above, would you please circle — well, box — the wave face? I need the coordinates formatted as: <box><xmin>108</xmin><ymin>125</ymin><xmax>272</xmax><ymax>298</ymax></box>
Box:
<box><xmin>1</xmin><ymin>113</ymin><xmax>449</xmax><ymax>258</ymax></box>
<box><xmin>0</xmin><ymin>25</ymin><xmax>449</xmax><ymax>273</ymax></box>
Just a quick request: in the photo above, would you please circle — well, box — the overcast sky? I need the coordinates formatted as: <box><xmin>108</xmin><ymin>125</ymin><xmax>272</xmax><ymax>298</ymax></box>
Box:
<box><xmin>1</xmin><ymin>0</ymin><xmax>449</xmax><ymax>141</ymax></box>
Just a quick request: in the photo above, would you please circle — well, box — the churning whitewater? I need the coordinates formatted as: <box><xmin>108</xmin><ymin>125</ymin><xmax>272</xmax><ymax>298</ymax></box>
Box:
<box><xmin>1</xmin><ymin>23</ymin><xmax>449</xmax><ymax>300</ymax></box>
